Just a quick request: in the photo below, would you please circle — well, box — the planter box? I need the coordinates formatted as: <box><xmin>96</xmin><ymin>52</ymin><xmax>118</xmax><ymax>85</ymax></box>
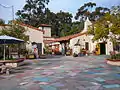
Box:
<box><xmin>39</xmin><ymin>55</ymin><xmax>46</xmax><ymax>59</ymax></box>
<box><xmin>26</xmin><ymin>54</ymin><xmax>35</xmax><ymax>59</ymax></box>
<box><xmin>106</xmin><ymin>59</ymin><xmax>120</xmax><ymax>66</ymax></box>
<box><xmin>0</xmin><ymin>58</ymin><xmax>24</xmax><ymax>67</ymax></box>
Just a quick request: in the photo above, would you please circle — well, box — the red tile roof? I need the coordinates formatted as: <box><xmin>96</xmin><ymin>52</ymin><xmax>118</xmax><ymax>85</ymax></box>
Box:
<box><xmin>0</xmin><ymin>23</ymin><xmax>44</xmax><ymax>33</ymax></box>
<box><xmin>43</xmin><ymin>36</ymin><xmax>52</xmax><ymax>38</ymax></box>
<box><xmin>18</xmin><ymin>23</ymin><xmax>44</xmax><ymax>32</ymax></box>
<box><xmin>43</xmin><ymin>40</ymin><xmax>54</xmax><ymax>44</ymax></box>
<box><xmin>40</xmin><ymin>24</ymin><xmax>52</xmax><ymax>27</ymax></box>
<box><xmin>53</xmin><ymin>32</ymin><xmax>87</xmax><ymax>42</ymax></box>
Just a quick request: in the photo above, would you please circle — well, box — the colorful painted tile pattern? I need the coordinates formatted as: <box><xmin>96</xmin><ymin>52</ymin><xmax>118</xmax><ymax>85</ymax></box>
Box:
<box><xmin>0</xmin><ymin>55</ymin><xmax>120</xmax><ymax>90</ymax></box>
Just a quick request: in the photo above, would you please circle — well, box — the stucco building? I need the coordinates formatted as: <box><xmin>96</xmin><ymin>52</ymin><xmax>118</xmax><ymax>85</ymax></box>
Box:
<box><xmin>0</xmin><ymin>23</ymin><xmax>44</xmax><ymax>55</ymax></box>
<box><xmin>19</xmin><ymin>23</ymin><xmax>44</xmax><ymax>55</ymax></box>
<box><xmin>51</xmin><ymin>18</ymin><xmax>114</xmax><ymax>55</ymax></box>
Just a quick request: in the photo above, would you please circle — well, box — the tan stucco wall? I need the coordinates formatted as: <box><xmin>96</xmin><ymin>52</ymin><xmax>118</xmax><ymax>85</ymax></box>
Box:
<box><xmin>39</xmin><ymin>27</ymin><xmax>51</xmax><ymax>37</ymax></box>
<box><xmin>23</xmin><ymin>26</ymin><xmax>44</xmax><ymax>54</ymax></box>
<box><xmin>0</xmin><ymin>25</ymin><xmax>44</xmax><ymax>54</ymax></box>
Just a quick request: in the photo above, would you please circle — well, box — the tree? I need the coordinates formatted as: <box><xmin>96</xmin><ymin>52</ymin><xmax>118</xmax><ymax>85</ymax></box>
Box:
<box><xmin>66</xmin><ymin>21</ymin><xmax>84</xmax><ymax>35</ymax></box>
<box><xmin>75</xmin><ymin>2</ymin><xmax>110</xmax><ymax>21</ymax></box>
<box><xmin>0</xmin><ymin>19</ymin><xmax>5</xmax><ymax>25</ymax></box>
<box><xmin>49</xmin><ymin>11</ymin><xmax>73</xmax><ymax>37</ymax></box>
<box><xmin>111</xmin><ymin>6</ymin><xmax>120</xmax><ymax>15</ymax></box>
<box><xmin>16</xmin><ymin>0</ymin><xmax>73</xmax><ymax>37</ymax></box>
<box><xmin>0</xmin><ymin>25</ymin><xmax>28</xmax><ymax>42</ymax></box>
<box><xmin>88</xmin><ymin>13</ymin><xmax>120</xmax><ymax>44</ymax></box>
<box><xmin>16</xmin><ymin>0</ymin><xmax>49</xmax><ymax>27</ymax></box>
<box><xmin>0</xmin><ymin>24</ymin><xmax>29</xmax><ymax>57</ymax></box>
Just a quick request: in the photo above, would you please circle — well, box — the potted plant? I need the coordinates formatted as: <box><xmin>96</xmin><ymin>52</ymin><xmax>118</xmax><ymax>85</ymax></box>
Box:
<box><xmin>106</xmin><ymin>52</ymin><xmax>120</xmax><ymax>66</ymax></box>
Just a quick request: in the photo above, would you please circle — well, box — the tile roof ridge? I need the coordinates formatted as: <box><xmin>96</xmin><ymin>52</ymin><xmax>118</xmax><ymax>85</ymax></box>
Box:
<box><xmin>15</xmin><ymin>22</ymin><xmax>44</xmax><ymax>33</ymax></box>
<box><xmin>53</xmin><ymin>32</ymin><xmax>87</xmax><ymax>42</ymax></box>
<box><xmin>40</xmin><ymin>24</ymin><xmax>52</xmax><ymax>27</ymax></box>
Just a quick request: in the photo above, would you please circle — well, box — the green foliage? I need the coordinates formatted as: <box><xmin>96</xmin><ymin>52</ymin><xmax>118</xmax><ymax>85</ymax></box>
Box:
<box><xmin>0</xmin><ymin>25</ymin><xmax>29</xmax><ymax>42</ymax></box>
<box><xmin>111</xmin><ymin>53</ymin><xmax>120</xmax><ymax>60</ymax></box>
<box><xmin>66</xmin><ymin>21</ymin><xmax>84</xmax><ymax>35</ymax></box>
<box><xmin>16</xmin><ymin>0</ymin><xmax>73</xmax><ymax>37</ymax></box>
<box><xmin>16</xmin><ymin>0</ymin><xmax>49</xmax><ymax>27</ymax></box>
<box><xmin>75</xmin><ymin>2</ymin><xmax>110</xmax><ymax>21</ymax></box>
<box><xmin>111</xmin><ymin>6</ymin><xmax>120</xmax><ymax>15</ymax></box>
<box><xmin>16</xmin><ymin>1</ymin><xmax>117</xmax><ymax>38</ymax></box>
<box><xmin>0</xmin><ymin>19</ymin><xmax>5</xmax><ymax>25</ymax></box>
<box><xmin>88</xmin><ymin>13</ymin><xmax>120</xmax><ymax>43</ymax></box>
<box><xmin>52</xmin><ymin>11</ymin><xmax>73</xmax><ymax>37</ymax></box>
<box><xmin>44</xmin><ymin>46</ymin><xmax>52</xmax><ymax>54</ymax></box>
<box><xmin>0</xmin><ymin>24</ymin><xmax>29</xmax><ymax>56</ymax></box>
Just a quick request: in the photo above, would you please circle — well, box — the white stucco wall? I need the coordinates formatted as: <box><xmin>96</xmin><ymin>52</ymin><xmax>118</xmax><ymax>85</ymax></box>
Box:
<box><xmin>44</xmin><ymin>37</ymin><xmax>54</xmax><ymax>40</ymax></box>
<box><xmin>70</xmin><ymin>34</ymin><xmax>113</xmax><ymax>55</ymax></box>
<box><xmin>70</xmin><ymin>34</ymin><xmax>94</xmax><ymax>53</ymax></box>
<box><xmin>24</xmin><ymin>27</ymin><xmax>44</xmax><ymax>54</ymax></box>
<box><xmin>106</xmin><ymin>40</ymin><xmax>114</xmax><ymax>55</ymax></box>
<box><xmin>81</xmin><ymin>17</ymin><xmax>92</xmax><ymax>33</ymax></box>
<box><xmin>0</xmin><ymin>25</ymin><xmax>44</xmax><ymax>54</ymax></box>
<box><xmin>93</xmin><ymin>39</ymin><xmax>113</xmax><ymax>55</ymax></box>
<box><xmin>39</xmin><ymin>27</ymin><xmax>51</xmax><ymax>37</ymax></box>
<box><xmin>69</xmin><ymin>17</ymin><xmax>114</xmax><ymax>55</ymax></box>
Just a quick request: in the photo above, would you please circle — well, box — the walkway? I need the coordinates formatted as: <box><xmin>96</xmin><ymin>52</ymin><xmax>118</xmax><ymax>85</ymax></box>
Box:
<box><xmin>0</xmin><ymin>55</ymin><xmax>120</xmax><ymax>90</ymax></box>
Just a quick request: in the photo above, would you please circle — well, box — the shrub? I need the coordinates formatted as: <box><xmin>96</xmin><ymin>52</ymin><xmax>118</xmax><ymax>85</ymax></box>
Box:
<box><xmin>111</xmin><ymin>53</ymin><xmax>120</xmax><ymax>60</ymax></box>
<box><xmin>73</xmin><ymin>53</ymin><xmax>78</xmax><ymax>57</ymax></box>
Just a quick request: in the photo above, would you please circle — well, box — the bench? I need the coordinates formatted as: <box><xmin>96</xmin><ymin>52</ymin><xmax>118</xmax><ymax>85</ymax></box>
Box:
<box><xmin>0</xmin><ymin>58</ymin><xmax>24</xmax><ymax>75</ymax></box>
<box><xmin>0</xmin><ymin>64</ymin><xmax>12</xmax><ymax>75</ymax></box>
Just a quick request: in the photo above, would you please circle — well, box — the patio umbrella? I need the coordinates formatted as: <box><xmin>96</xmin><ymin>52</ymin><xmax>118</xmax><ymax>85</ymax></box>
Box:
<box><xmin>0</xmin><ymin>35</ymin><xmax>24</xmax><ymax>60</ymax></box>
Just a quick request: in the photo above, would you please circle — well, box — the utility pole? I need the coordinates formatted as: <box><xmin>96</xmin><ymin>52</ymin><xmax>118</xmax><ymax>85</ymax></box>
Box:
<box><xmin>12</xmin><ymin>5</ymin><xmax>14</xmax><ymax>21</ymax></box>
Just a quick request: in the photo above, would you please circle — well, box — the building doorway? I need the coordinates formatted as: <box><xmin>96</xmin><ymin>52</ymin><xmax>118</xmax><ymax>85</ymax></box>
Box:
<box><xmin>37</xmin><ymin>43</ymin><xmax>42</xmax><ymax>55</ymax></box>
<box><xmin>100</xmin><ymin>43</ymin><xmax>106</xmax><ymax>55</ymax></box>
<box><xmin>85</xmin><ymin>42</ymin><xmax>89</xmax><ymax>50</ymax></box>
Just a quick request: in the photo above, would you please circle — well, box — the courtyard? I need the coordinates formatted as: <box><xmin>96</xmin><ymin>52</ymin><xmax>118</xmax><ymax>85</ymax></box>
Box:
<box><xmin>0</xmin><ymin>55</ymin><xmax>120</xmax><ymax>90</ymax></box>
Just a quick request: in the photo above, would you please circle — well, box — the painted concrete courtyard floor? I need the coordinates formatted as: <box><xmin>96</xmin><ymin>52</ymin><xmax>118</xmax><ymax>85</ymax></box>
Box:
<box><xmin>1</xmin><ymin>55</ymin><xmax>120</xmax><ymax>90</ymax></box>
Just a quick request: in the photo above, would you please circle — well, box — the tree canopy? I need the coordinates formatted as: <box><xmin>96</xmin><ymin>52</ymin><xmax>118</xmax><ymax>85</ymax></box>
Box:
<box><xmin>88</xmin><ymin>13</ymin><xmax>120</xmax><ymax>43</ymax></box>
<box><xmin>15</xmin><ymin>1</ymin><xmax>118</xmax><ymax>37</ymax></box>
<box><xmin>111</xmin><ymin>6</ymin><xmax>120</xmax><ymax>15</ymax></box>
<box><xmin>16</xmin><ymin>0</ymin><xmax>49</xmax><ymax>27</ymax></box>
<box><xmin>0</xmin><ymin>25</ymin><xmax>29</xmax><ymax>42</ymax></box>
<box><xmin>0</xmin><ymin>19</ymin><xmax>5</xmax><ymax>25</ymax></box>
<box><xmin>16</xmin><ymin>0</ymin><xmax>74</xmax><ymax>37</ymax></box>
<box><xmin>75</xmin><ymin>2</ymin><xmax>110</xmax><ymax>21</ymax></box>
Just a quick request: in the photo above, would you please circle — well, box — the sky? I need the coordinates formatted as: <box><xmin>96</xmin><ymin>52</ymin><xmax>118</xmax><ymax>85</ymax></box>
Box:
<box><xmin>0</xmin><ymin>0</ymin><xmax>120</xmax><ymax>23</ymax></box>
